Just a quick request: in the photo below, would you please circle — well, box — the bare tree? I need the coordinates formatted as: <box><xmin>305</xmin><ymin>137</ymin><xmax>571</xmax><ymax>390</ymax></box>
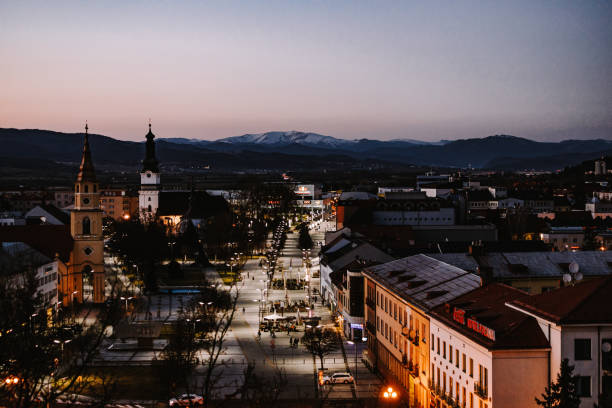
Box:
<box><xmin>157</xmin><ymin>283</ymin><xmax>239</xmax><ymax>406</ymax></box>
<box><xmin>301</xmin><ymin>328</ymin><xmax>339</xmax><ymax>370</ymax></box>
<box><xmin>0</xmin><ymin>248</ymin><xmax>124</xmax><ymax>408</ymax></box>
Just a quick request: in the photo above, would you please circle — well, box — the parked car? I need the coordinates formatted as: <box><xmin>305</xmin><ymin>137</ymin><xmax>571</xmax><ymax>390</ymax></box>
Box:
<box><xmin>169</xmin><ymin>394</ymin><xmax>204</xmax><ymax>407</ymax></box>
<box><xmin>321</xmin><ymin>372</ymin><xmax>354</xmax><ymax>384</ymax></box>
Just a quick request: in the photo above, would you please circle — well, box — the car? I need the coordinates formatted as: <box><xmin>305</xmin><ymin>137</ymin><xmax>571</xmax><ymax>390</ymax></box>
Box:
<box><xmin>321</xmin><ymin>372</ymin><xmax>354</xmax><ymax>385</ymax></box>
<box><xmin>169</xmin><ymin>394</ymin><xmax>205</xmax><ymax>407</ymax></box>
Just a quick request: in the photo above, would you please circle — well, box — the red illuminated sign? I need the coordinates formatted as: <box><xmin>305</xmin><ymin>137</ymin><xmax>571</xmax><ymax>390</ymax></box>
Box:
<box><xmin>453</xmin><ymin>308</ymin><xmax>465</xmax><ymax>324</ymax></box>
<box><xmin>452</xmin><ymin>307</ymin><xmax>495</xmax><ymax>341</ymax></box>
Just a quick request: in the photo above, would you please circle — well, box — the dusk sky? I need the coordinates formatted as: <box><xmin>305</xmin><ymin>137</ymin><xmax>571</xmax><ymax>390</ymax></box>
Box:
<box><xmin>1</xmin><ymin>1</ymin><xmax>611</xmax><ymax>142</ymax></box>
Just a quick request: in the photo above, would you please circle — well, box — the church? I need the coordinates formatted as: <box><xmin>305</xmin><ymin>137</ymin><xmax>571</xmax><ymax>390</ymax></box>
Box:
<box><xmin>138</xmin><ymin>124</ymin><xmax>229</xmax><ymax>232</ymax></box>
<box><xmin>0</xmin><ymin>124</ymin><xmax>228</xmax><ymax>306</ymax></box>
<box><xmin>0</xmin><ymin>124</ymin><xmax>105</xmax><ymax>305</ymax></box>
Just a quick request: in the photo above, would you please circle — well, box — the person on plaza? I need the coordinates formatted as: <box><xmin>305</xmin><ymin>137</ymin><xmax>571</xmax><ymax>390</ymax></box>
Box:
<box><xmin>257</xmin><ymin>330</ymin><xmax>261</xmax><ymax>341</ymax></box>
<box><xmin>242</xmin><ymin>307</ymin><xmax>245</xmax><ymax>313</ymax></box>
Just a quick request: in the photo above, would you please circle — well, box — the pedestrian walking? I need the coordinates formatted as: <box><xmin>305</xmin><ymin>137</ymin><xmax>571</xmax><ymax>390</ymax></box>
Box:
<box><xmin>242</xmin><ymin>307</ymin><xmax>245</xmax><ymax>313</ymax></box>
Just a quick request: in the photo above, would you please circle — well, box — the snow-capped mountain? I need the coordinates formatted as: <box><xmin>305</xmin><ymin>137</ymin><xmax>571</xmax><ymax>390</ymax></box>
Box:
<box><xmin>218</xmin><ymin>131</ymin><xmax>356</xmax><ymax>148</ymax></box>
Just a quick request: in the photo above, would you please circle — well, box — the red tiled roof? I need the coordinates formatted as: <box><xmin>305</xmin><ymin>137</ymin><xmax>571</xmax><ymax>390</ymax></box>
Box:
<box><xmin>431</xmin><ymin>283</ymin><xmax>550</xmax><ymax>350</ymax></box>
<box><xmin>0</xmin><ymin>225</ymin><xmax>73</xmax><ymax>262</ymax></box>
<box><xmin>509</xmin><ymin>277</ymin><xmax>612</xmax><ymax>325</ymax></box>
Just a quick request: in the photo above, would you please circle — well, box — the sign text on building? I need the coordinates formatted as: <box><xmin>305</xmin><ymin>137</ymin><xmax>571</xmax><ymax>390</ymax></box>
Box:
<box><xmin>452</xmin><ymin>307</ymin><xmax>495</xmax><ymax>341</ymax></box>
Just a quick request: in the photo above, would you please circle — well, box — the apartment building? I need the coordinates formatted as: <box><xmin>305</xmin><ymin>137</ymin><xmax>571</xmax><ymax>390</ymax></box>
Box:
<box><xmin>100</xmin><ymin>189</ymin><xmax>139</xmax><ymax>221</ymax></box>
<box><xmin>363</xmin><ymin>254</ymin><xmax>481</xmax><ymax>408</ymax></box>
<box><xmin>429</xmin><ymin>284</ymin><xmax>549</xmax><ymax>408</ymax></box>
<box><xmin>508</xmin><ymin>277</ymin><xmax>612</xmax><ymax>408</ymax></box>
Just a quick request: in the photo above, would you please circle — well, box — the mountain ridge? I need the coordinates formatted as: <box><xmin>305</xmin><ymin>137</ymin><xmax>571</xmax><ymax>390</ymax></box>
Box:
<box><xmin>1</xmin><ymin>128</ymin><xmax>611</xmax><ymax>171</ymax></box>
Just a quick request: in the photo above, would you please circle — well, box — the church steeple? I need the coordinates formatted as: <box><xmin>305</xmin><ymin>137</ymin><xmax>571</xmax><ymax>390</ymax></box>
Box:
<box><xmin>139</xmin><ymin>121</ymin><xmax>161</xmax><ymax>222</ymax></box>
<box><xmin>77</xmin><ymin>122</ymin><xmax>97</xmax><ymax>182</ymax></box>
<box><xmin>142</xmin><ymin>121</ymin><xmax>159</xmax><ymax>173</ymax></box>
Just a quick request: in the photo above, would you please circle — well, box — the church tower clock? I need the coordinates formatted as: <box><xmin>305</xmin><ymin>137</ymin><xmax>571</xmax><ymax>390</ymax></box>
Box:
<box><xmin>139</xmin><ymin>122</ymin><xmax>161</xmax><ymax>222</ymax></box>
<box><xmin>68</xmin><ymin>123</ymin><xmax>105</xmax><ymax>304</ymax></box>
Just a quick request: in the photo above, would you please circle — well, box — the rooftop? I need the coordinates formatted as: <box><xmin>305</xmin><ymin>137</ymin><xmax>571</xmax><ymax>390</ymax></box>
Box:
<box><xmin>431</xmin><ymin>283</ymin><xmax>550</xmax><ymax>350</ymax></box>
<box><xmin>363</xmin><ymin>254</ymin><xmax>481</xmax><ymax>311</ymax></box>
<box><xmin>508</xmin><ymin>276</ymin><xmax>612</xmax><ymax>325</ymax></box>
<box><xmin>429</xmin><ymin>250</ymin><xmax>612</xmax><ymax>279</ymax></box>
<box><xmin>0</xmin><ymin>225</ymin><xmax>73</xmax><ymax>262</ymax></box>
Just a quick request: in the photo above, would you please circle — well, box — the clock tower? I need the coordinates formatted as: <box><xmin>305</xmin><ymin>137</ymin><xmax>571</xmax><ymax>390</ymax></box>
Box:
<box><xmin>68</xmin><ymin>123</ymin><xmax>105</xmax><ymax>304</ymax></box>
<box><xmin>139</xmin><ymin>122</ymin><xmax>161</xmax><ymax>222</ymax></box>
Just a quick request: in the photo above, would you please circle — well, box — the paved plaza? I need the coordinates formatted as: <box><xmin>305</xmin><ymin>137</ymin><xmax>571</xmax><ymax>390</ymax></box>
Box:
<box><xmin>100</xmin><ymin>219</ymin><xmax>384</xmax><ymax>404</ymax></box>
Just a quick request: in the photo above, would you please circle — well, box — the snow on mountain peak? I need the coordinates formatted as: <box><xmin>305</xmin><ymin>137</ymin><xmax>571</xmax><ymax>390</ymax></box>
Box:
<box><xmin>218</xmin><ymin>131</ymin><xmax>355</xmax><ymax>147</ymax></box>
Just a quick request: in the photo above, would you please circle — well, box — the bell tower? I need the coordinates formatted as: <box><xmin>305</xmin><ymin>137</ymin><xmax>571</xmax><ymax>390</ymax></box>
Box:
<box><xmin>67</xmin><ymin>123</ymin><xmax>105</xmax><ymax>304</ymax></box>
<box><xmin>139</xmin><ymin>122</ymin><xmax>161</xmax><ymax>222</ymax></box>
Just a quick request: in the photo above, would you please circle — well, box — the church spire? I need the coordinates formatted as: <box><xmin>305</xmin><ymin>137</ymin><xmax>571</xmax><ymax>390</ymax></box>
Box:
<box><xmin>142</xmin><ymin>121</ymin><xmax>159</xmax><ymax>173</ymax></box>
<box><xmin>77</xmin><ymin>121</ymin><xmax>97</xmax><ymax>182</ymax></box>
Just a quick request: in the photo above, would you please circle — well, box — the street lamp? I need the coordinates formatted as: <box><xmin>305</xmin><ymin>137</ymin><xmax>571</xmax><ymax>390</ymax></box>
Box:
<box><xmin>54</xmin><ymin>338</ymin><xmax>72</xmax><ymax>354</ymax></box>
<box><xmin>71</xmin><ymin>291</ymin><xmax>78</xmax><ymax>320</ymax></box>
<box><xmin>120</xmin><ymin>296</ymin><xmax>134</xmax><ymax>312</ymax></box>
<box><xmin>382</xmin><ymin>386</ymin><xmax>398</xmax><ymax>399</ymax></box>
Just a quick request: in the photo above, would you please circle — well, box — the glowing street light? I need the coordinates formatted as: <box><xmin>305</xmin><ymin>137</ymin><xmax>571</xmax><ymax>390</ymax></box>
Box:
<box><xmin>382</xmin><ymin>386</ymin><xmax>398</xmax><ymax>399</ymax></box>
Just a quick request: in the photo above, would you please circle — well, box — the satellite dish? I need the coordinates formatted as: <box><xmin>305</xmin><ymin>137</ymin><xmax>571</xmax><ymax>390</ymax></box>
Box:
<box><xmin>603</xmin><ymin>342</ymin><xmax>612</xmax><ymax>353</ymax></box>
<box><xmin>563</xmin><ymin>274</ymin><xmax>572</xmax><ymax>284</ymax></box>
<box><xmin>575</xmin><ymin>272</ymin><xmax>583</xmax><ymax>282</ymax></box>
<box><xmin>569</xmin><ymin>261</ymin><xmax>579</xmax><ymax>274</ymax></box>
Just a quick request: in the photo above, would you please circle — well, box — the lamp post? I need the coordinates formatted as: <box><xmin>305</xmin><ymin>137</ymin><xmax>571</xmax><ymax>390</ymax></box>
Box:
<box><xmin>29</xmin><ymin>313</ymin><xmax>38</xmax><ymax>332</ymax></box>
<box><xmin>54</xmin><ymin>338</ymin><xmax>72</xmax><ymax>356</ymax></box>
<box><xmin>120</xmin><ymin>296</ymin><xmax>134</xmax><ymax>313</ymax></box>
<box><xmin>71</xmin><ymin>291</ymin><xmax>78</xmax><ymax>321</ymax></box>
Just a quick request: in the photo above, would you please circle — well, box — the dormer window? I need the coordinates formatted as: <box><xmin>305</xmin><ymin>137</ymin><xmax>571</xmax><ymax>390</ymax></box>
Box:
<box><xmin>147</xmin><ymin>172</ymin><xmax>152</xmax><ymax>178</ymax></box>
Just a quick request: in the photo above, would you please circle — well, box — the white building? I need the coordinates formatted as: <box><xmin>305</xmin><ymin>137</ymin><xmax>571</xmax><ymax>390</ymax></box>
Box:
<box><xmin>139</xmin><ymin>124</ymin><xmax>161</xmax><ymax>222</ymax></box>
<box><xmin>585</xmin><ymin>198</ymin><xmax>612</xmax><ymax>219</ymax></box>
<box><xmin>363</xmin><ymin>255</ymin><xmax>481</xmax><ymax>408</ymax></box>
<box><xmin>508</xmin><ymin>277</ymin><xmax>612</xmax><ymax>408</ymax></box>
<box><xmin>1</xmin><ymin>242</ymin><xmax>58</xmax><ymax>312</ymax></box>
<box><xmin>430</xmin><ymin>284</ymin><xmax>550</xmax><ymax>408</ymax></box>
<box><xmin>595</xmin><ymin>159</ymin><xmax>607</xmax><ymax>176</ymax></box>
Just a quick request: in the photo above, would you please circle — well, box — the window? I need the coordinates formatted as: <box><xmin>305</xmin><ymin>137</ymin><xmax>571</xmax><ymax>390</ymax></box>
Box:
<box><xmin>462</xmin><ymin>353</ymin><xmax>466</xmax><ymax>372</ymax></box>
<box><xmin>456</xmin><ymin>350</ymin><xmax>459</xmax><ymax>368</ymax></box>
<box><xmin>576</xmin><ymin>376</ymin><xmax>591</xmax><ymax>397</ymax></box>
<box><xmin>603</xmin><ymin>338</ymin><xmax>612</xmax><ymax>371</ymax></box>
<box><xmin>437</xmin><ymin>337</ymin><xmax>440</xmax><ymax>355</ymax></box>
<box><xmin>443</xmin><ymin>341</ymin><xmax>446</xmax><ymax>359</ymax></box>
<box><xmin>470</xmin><ymin>358</ymin><xmax>474</xmax><ymax>377</ymax></box>
<box><xmin>449</xmin><ymin>345</ymin><xmax>453</xmax><ymax>363</ymax></box>
<box><xmin>82</xmin><ymin>217</ymin><xmax>91</xmax><ymax>235</ymax></box>
<box><xmin>431</xmin><ymin>335</ymin><xmax>435</xmax><ymax>350</ymax></box>
<box><xmin>84</xmin><ymin>185</ymin><xmax>89</xmax><ymax>193</ymax></box>
<box><xmin>575</xmin><ymin>339</ymin><xmax>591</xmax><ymax>360</ymax></box>
<box><xmin>394</xmin><ymin>304</ymin><xmax>397</xmax><ymax>320</ymax></box>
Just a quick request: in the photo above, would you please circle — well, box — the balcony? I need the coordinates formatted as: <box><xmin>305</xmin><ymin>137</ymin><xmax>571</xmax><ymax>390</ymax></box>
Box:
<box><xmin>412</xmin><ymin>331</ymin><xmax>420</xmax><ymax>346</ymax></box>
<box><xmin>474</xmin><ymin>382</ymin><xmax>488</xmax><ymax>399</ymax></box>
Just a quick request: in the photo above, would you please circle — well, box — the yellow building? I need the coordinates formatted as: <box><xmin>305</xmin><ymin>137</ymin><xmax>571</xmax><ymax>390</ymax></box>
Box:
<box><xmin>363</xmin><ymin>255</ymin><xmax>481</xmax><ymax>408</ymax></box>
